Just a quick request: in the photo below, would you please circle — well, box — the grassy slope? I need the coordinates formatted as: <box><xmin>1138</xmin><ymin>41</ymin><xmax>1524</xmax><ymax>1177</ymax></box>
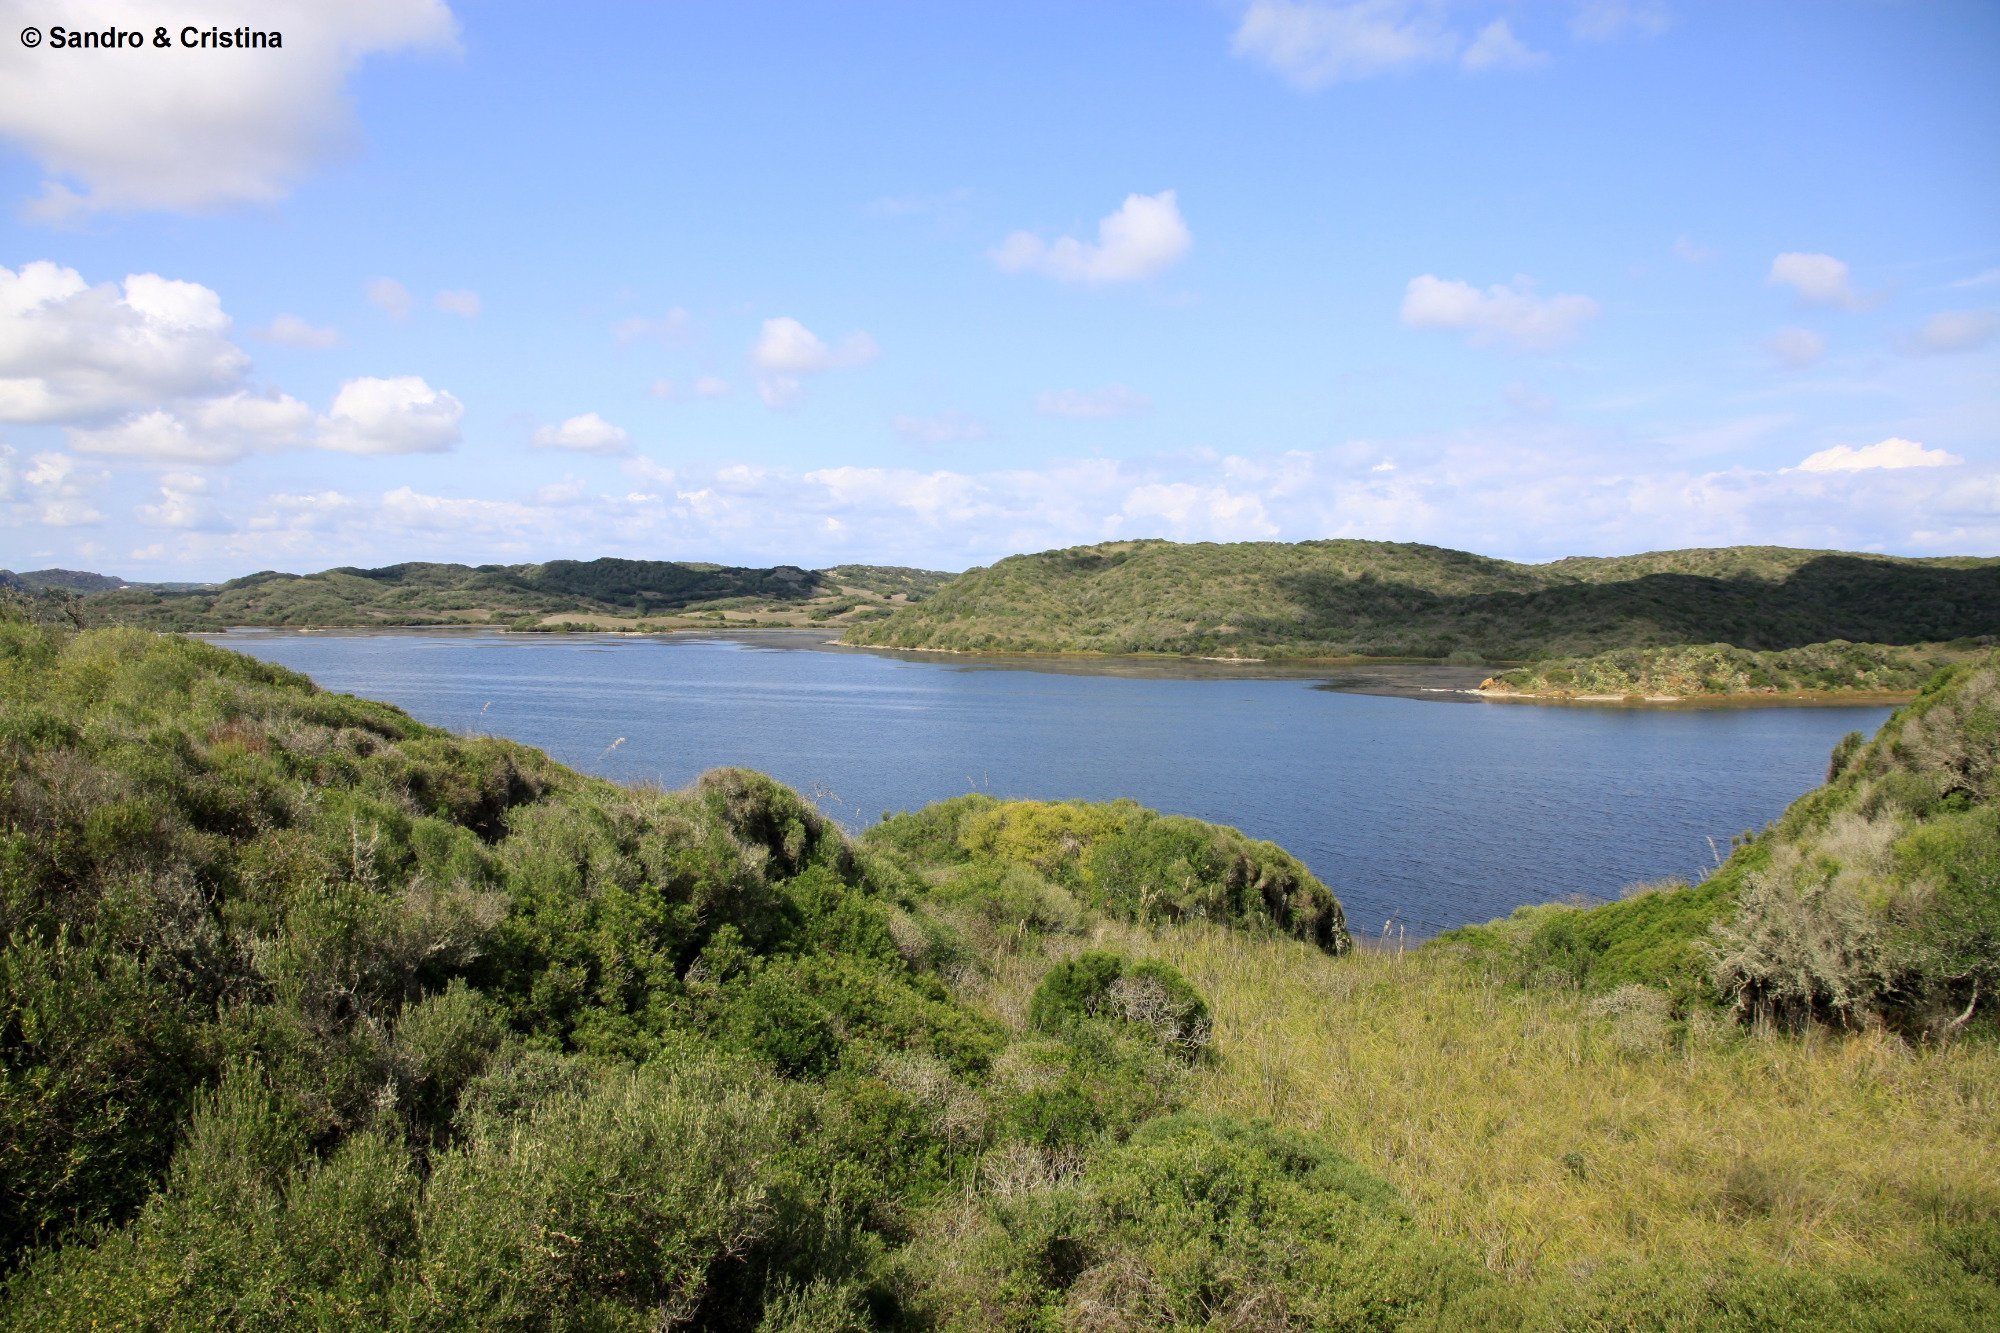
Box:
<box><xmin>1486</xmin><ymin>639</ymin><xmax>1993</xmax><ymax>699</ymax></box>
<box><xmin>842</xmin><ymin>538</ymin><xmax>2000</xmax><ymax>662</ymax></box>
<box><xmin>2</xmin><ymin>622</ymin><xmax>1995</xmax><ymax>1328</ymax></box>
<box><xmin>71</xmin><ymin>557</ymin><xmax>956</xmax><ymax>632</ymax></box>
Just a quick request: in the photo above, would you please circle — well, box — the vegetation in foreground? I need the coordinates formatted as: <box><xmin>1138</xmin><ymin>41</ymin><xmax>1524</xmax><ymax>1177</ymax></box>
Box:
<box><xmin>1</xmin><ymin>617</ymin><xmax>1996</xmax><ymax>1328</ymax></box>
<box><xmin>841</xmin><ymin>538</ymin><xmax>2000</xmax><ymax>663</ymax></box>
<box><xmin>1482</xmin><ymin>639</ymin><xmax>1993</xmax><ymax>700</ymax></box>
<box><xmin>31</xmin><ymin>556</ymin><xmax>955</xmax><ymax>633</ymax></box>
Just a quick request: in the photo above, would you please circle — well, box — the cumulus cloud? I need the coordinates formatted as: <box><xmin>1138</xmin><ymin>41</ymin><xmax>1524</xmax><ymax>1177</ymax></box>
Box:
<box><xmin>532</xmin><ymin>411</ymin><xmax>631</xmax><ymax>455</ymax></box>
<box><xmin>1231</xmin><ymin>1</ymin><xmax>1459</xmax><ymax>87</ymax></box>
<box><xmin>69</xmin><ymin>390</ymin><xmax>314</xmax><ymax>464</ymax></box>
<box><xmin>1793</xmin><ymin>437</ymin><xmax>1963</xmax><ymax>473</ymax></box>
<box><xmin>0</xmin><ymin>1</ymin><xmax>458</xmax><ymax>218</ymax></box>
<box><xmin>1769</xmin><ymin>326</ymin><xmax>1826</xmax><ymax>369</ymax></box>
<box><xmin>1461</xmin><ymin>20</ymin><xmax>1547</xmax><ymax>71</ymax></box>
<box><xmin>1034</xmin><ymin>384</ymin><xmax>1153</xmax><ymax>420</ymax></box>
<box><xmin>256</xmin><ymin>313</ymin><xmax>340</xmax><ymax>348</ymax></box>
<box><xmin>0</xmin><ymin>262</ymin><xmax>248</xmax><ymax>422</ymax></box>
<box><xmin>138</xmin><ymin>472</ymin><xmax>224</xmax><ymax>530</ymax></box>
<box><xmin>751</xmin><ymin>317</ymin><xmax>877</xmax><ymax>408</ymax></box>
<box><xmin>45</xmin><ymin>423</ymin><xmax>2000</xmax><ymax>575</ymax></box>
<box><xmin>366</xmin><ymin>277</ymin><xmax>414</xmax><ymax>320</ymax></box>
<box><xmin>1912</xmin><ymin>310</ymin><xmax>1997</xmax><ymax>354</ymax></box>
<box><xmin>1768</xmin><ymin>252</ymin><xmax>1859</xmax><ymax>309</ymax></box>
<box><xmin>66</xmin><ymin>379</ymin><xmax>461</xmax><ymax>464</ymax></box>
<box><xmin>752</xmin><ymin>317</ymin><xmax>878</xmax><ymax>374</ymax></box>
<box><xmin>893</xmin><ymin>411</ymin><xmax>989</xmax><ymax>445</ymax></box>
<box><xmin>318</xmin><ymin>376</ymin><xmax>463</xmax><ymax>454</ymax></box>
<box><xmin>16</xmin><ymin>450</ymin><xmax>105</xmax><ymax>526</ymax></box>
<box><xmin>433</xmin><ymin>289</ymin><xmax>481</xmax><ymax>318</ymax></box>
<box><xmin>1399</xmin><ymin>274</ymin><xmax>1600</xmax><ymax>350</ymax></box>
<box><xmin>991</xmin><ymin>191</ymin><xmax>1192</xmax><ymax>285</ymax></box>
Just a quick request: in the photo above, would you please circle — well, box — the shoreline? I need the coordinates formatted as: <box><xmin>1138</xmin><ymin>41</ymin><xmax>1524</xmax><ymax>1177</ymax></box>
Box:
<box><xmin>196</xmin><ymin>627</ymin><xmax>1921</xmax><ymax>708</ymax></box>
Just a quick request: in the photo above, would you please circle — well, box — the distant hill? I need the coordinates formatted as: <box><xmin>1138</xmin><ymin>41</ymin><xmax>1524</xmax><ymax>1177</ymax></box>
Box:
<box><xmin>0</xmin><ymin>568</ymin><xmax>128</xmax><ymax>593</ymax></box>
<box><xmin>840</xmin><ymin>539</ymin><xmax>2000</xmax><ymax>660</ymax></box>
<box><xmin>70</xmin><ymin>557</ymin><xmax>956</xmax><ymax>631</ymax></box>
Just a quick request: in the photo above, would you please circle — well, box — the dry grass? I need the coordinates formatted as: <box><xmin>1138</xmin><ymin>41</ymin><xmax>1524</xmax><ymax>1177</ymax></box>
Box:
<box><xmin>1056</xmin><ymin>924</ymin><xmax>2000</xmax><ymax>1284</ymax></box>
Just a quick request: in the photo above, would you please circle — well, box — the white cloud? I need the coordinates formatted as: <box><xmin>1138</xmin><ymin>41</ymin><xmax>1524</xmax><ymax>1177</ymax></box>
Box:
<box><xmin>434</xmin><ymin>289</ymin><xmax>481</xmax><ymax>318</ymax></box>
<box><xmin>382</xmin><ymin>485</ymin><xmax>541</xmax><ymax>532</ymax></box>
<box><xmin>893</xmin><ymin>411</ymin><xmax>989</xmax><ymax>445</ymax></box>
<box><xmin>318</xmin><ymin>376</ymin><xmax>463</xmax><ymax>454</ymax></box>
<box><xmin>18</xmin><ymin>450</ymin><xmax>105</xmax><ymax>526</ymax></box>
<box><xmin>1117</xmin><ymin>482</ymin><xmax>1277</xmax><ymax>539</ymax></box>
<box><xmin>1034</xmin><ymin>384</ymin><xmax>1153</xmax><ymax>420</ymax></box>
<box><xmin>1769</xmin><ymin>326</ymin><xmax>1826</xmax><ymax>369</ymax></box>
<box><xmin>1461</xmin><ymin>20</ymin><xmax>1547</xmax><ymax>71</ymax></box>
<box><xmin>623</xmin><ymin>456</ymin><xmax>676</xmax><ymax>486</ymax></box>
<box><xmin>256</xmin><ymin>313</ymin><xmax>340</xmax><ymax>348</ymax></box>
<box><xmin>69</xmin><ymin>393</ymin><xmax>300</xmax><ymax>465</ymax></box>
<box><xmin>532</xmin><ymin>411</ymin><xmax>631</xmax><ymax>455</ymax></box>
<box><xmin>1768</xmin><ymin>252</ymin><xmax>1858</xmax><ymax>309</ymax></box>
<box><xmin>366</xmin><ymin>277</ymin><xmax>414</xmax><ymax>320</ymax></box>
<box><xmin>138</xmin><ymin>472</ymin><xmax>224</xmax><ymax>530</ymax></box>
<box><xmin>1232</xmin><ymin>1</ymin><xmax>1458</xmax><ymax>88</ymax></box>
<box><xmin>1794</xmin><ymin>437</ymin><xmax>1963</xmax><ymax>473</ymax></box>
<box><xmin>1948</xmin><ymin>267</ymin><xmax>2000</xmax><ymax>290</ymax></box>
<box><xmin>613</xmin><ymin>309</ymin><xmax>693</xmax><ymax>344</ymax></box>
<box><xmin>751</xmin><ymin>317</ymin><xmax>877</xmax><ymax>408</ymax></box>
<box><xmin>991</xmin><ymin>191</ymin><xmax>1192</xmax><ymax>285</ymax></box>
<box><xmin>757</xmin><ymin>377</ymin><xmax>803</xmax><ymax>410</ymax></box>
<box><xmin>532</xmin><ymin>476</ymin><xmax>588</xmax><ymax>506</ymax></box>
<box><xmin>1913</xmin><ymin>310</ymin><xmax>1997</xmax><ymax>354</ymax></box>
<box><xmin>1400</xmin><ymin>274</ymin><xmax>1600</xmax><ymax>350</ymax></box>
<box><xmin>0</xmin><ymin>262</ymin><xmax>248</xmax><ymax>422</ymax></box>
<box><xmin>751</xmin><ymin>317</ymin><xmax>878</xmax><ymax>373</ymax></box>
<box><xmin>1570</xmin><ymin>0</ymin><xmax>1671</xmax><ymax>41</ymax></box>
<box><xmin>0</xmin><ymin>1</ymin><xmax>458</xmax><ymax>219</ymax></box>
<box><xmin>48</xmin><ymin>422</ymin><xmax>2000</xmax><ymax>574</ymax></box>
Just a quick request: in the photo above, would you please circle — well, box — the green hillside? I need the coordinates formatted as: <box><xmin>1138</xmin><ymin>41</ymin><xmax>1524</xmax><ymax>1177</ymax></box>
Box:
<box><xmin>1484</xmin><ymin>639</ymin><xmax>1994</xmax><ymax>700</ymax></box>
<box><xmin>0</xmin><ymin>568</ymin><xmax>128</xmax><ymax>594</ymax></box>
<box><xmin>1447</xmin><ymin>652</ymin><xmax>2000</xmax><ymax>1033</ymax></box>
<box><xmin>840</xmin><ymin>538</ymin><xmax>2000</xmax><ymax>661</ymax></box>
<box><xmin>65</xmin><ymin>557</ymin><xmax>955</xmax><ymax>632</ymax></box>
<box><xmin>2</xmin><ymin>618</ymin><xmax>1996</xmax><ymax>1327</ymax></box>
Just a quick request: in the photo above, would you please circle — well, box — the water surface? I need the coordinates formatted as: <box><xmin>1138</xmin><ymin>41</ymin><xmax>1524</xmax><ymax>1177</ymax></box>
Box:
<box><xmin>207</xmin><ymin>629</ymin><xmax>1891</xmax><ymax>937</ymax></box>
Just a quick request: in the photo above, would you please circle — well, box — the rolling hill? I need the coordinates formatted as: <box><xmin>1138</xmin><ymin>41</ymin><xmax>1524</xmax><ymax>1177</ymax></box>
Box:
<box><xmin>840</xmin><ymin>539</ymin><xmax>2000</xmax><ymax>661</ymax></box>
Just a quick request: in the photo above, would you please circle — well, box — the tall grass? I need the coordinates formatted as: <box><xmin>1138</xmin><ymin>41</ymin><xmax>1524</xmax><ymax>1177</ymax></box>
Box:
<box><xmin>1064</xmin><ymin>924</ymin><xmax>2000</xmax><ymax>1283</ymax></box>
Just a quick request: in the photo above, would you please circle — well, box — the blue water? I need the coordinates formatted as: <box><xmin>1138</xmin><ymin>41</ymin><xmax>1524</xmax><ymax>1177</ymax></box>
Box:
<box><xmin>206</xmin><ymin>630</ymin><xmax>1892</xmax><ymax>937</ymax></box>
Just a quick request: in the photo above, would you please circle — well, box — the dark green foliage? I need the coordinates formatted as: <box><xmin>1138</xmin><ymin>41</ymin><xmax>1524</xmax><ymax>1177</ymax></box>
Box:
<box><xmin>908</xmin><ymin>1114</ymin><xmax>1488</xmax><ymax>1329</ymax></box>
<box><xmin>1028</xmin><ymin>951</ymin><xmax>1211</xmax><ymax>1058</ymax></box>
<box><xmin>868</xmin><ymin>794</ymin><xmax>1351</xmax><ymax>953</ymax></box>
<box><xmin>845</xmin><ymin>537</ymin><xmax>2000</xmax><ymax>661</ymax></box>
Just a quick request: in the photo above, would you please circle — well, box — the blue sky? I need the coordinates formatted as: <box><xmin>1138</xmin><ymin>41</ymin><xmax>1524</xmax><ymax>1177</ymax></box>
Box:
<box><xmin>1</xmin><ymin>0</ymin><xmax>1996</xmax><ymax>579</ymax></box>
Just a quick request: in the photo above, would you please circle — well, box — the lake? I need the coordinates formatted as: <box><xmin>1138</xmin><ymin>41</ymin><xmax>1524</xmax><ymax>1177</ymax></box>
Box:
<box><xmin>205</xmin><ymin>629</ymin><xmax>1893</xmax><ymax>938</ymax></box>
